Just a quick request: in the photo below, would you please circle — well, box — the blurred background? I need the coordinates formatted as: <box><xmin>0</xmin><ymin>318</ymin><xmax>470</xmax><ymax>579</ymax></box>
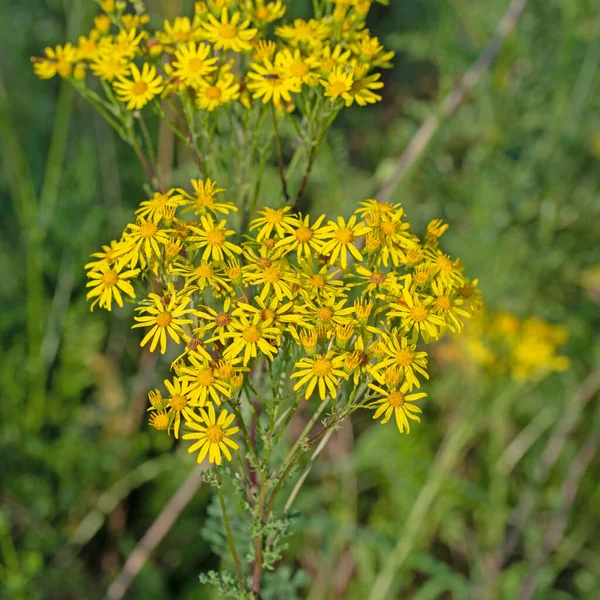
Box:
<box><xmin>1</xmin><ymin>0</ymin><xmax>599</xmax><ymax>598</ymax></box>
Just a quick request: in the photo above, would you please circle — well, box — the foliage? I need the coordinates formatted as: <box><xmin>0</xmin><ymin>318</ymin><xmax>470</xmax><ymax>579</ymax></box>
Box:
<box><xmin>1</xmin><ymin>0</ymin><xmax>598</xmax><ymax>599</ymax></box>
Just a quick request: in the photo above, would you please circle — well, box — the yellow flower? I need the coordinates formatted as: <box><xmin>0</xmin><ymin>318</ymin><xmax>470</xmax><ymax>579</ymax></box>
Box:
<box><xmin>135</xmin><ymin>190</ymin><xmax>181</xmax><ymax>223</ymax></box>
<box><xmin>90</xmin><ymin>53</ymin><xmax>131</xmax><ymax>82</ymax></box>
<box><xmin>32</xmin><ymin>44</ymin><xmax>77</xmax><ymax>79</ymax></box>
<box><xmin>253</xmin><ymin>40</ymin><xmax>278</xmax><ymax>62</ymax></box>
<box><xmin>291</xmin><ymin>351</ymin><xmax>348</xmax><ymax>400</ymax></box>
<box><xmin>85</xmin><ymin>262</ymin><xmax>139</xmax><ymax>311</ymax></box>
<box><xmin>178</xmin><ymin>355</ymin><xmax>232</xmax><ymax>406</ymax></box>
<box><xmin>162</xmin><ymin>377</ymin><xmax>197</xmax><ymax>438</ymax></box>
<box><xmin>347</xmin><ymin>72</ymin><xmax>384</xmax><ymax>106</ymax></box>
<box><xmin>275</xmin><ymin>18</ymin><xmax>329</xmax><ymax>47</ymax></box>
<box><xmin>195</xmin><ymin>71</ymin><xmax>241</xmax><ymax>111</ymax></box>
<box><xmin>275</xmin><ymin>213</ymin><xmax>327</xmax><ymax>258</ymax></box>
<box><xmin>132</xmin><ymin>290</ymin><xmax>194</xmax><ymax>354</ymax></box>
<box><xmin>84</xmin><ymin>239</ymin><xmax>128</xmax><ymax>274</ymax></box>
<box><xmin>149</xmin><ymin>410</ymin><xmax>169</xmax><ymax>431</ymax></box>
<box><xmin>317</xmin><ymin>44</ymin><xmax>352</xmax><ymax>75</ymax></box>
<box><xmin>247</xmin><ymin>58</ymin><xmax>300</xmax><ymax>104</ymax></box>
<box><xmin>122</xmin><ymin>217</ymin><xmax>171</xmax><ymax>268</ymax></box>
<box><xmin>77</xmin><ymin>31</ymin><xmax>101</xmax><ymax>60</ymax></box>
<box><xmin>430</xmin><ymin>280</ymin><xmax>471</xmax><ymax>333</ymax></box>
<box><xmin>202</xmin><ymin>9</ymin><xmax>257</xmax><ymax>52</ymax></box>
<box><xmin>276</xmin><ymin>48</ymin><xmax>319</xmax><ymax>87</ymax></box>
<box><xmin>188</xmin><ymin>216</ymin><xmax>242</xmax><ymax>262</ymax></box>
<box><xmin>234</xmin><ymin>297</ymin><xmax>304</xmax><ymax>331</ymax></box>
<box><xmin>113</xmin><ymin>62</ymin><xmax>164</xmax><ymax>110</ymax></box>
<box><xmin>177</xmin><ymin>178</ymin><xmax>236</xmax><ymax>216</ymax></box>
<box><xmin>368</xmin><ymin>381</ymin><xmax>426</xmax><ymax>434</ymax></box>
<box><xmin>249</xmin><ymin>206</ymin><xmax>298</xmax><ymax>241</ymax></box>
<box><xmin>195</xmin><ymin>297</ymin><xmax>237</xmax><ymax>344</ymax></box>
<box><xmin>243</xmin><ymin>259</ymin><xmax>299</xmax><ymax>302</ymax></box>
<box><xmin>375</xmin><ymin>332</ymin><xmax>429</xmax><ymax>390</ymax></box>
<box><xmin>300</xmin><ymin>297</ymin><xmax>354</xmax><ymax>330</ymax></box>
<box><xmin>321</xmin><ymin>67</ymin><xmax>354</xmax><ymax>104</ymax></box>
<box><xmin>172</xmin><ymin>42</ymin><xmax>218</xmax><ymax>85</ymax></box>
<box><xmin>173</xmin><ymin>259</ymin><xmax>232</xmax><ymax>295</ymax></box>
<box><xmin>352</xmin><ymin>265</ymin><xmax>395</xmax><ymax>295</ymax></box>
<box><xmin>320</xmin><ymin>215</ymin><xmax>370</xmax><ymax>269</ymax></box>
<box><xmin>183</xmin><ymin>405</ymin><xmax>240</xmax><ymax>465</ymax></box>
<box><xmin>158</xmin><ymin>17</ymin><xmax>201</xmax><ymax>46</ymax></box>
<box><xmin>388</xmin><ymin>286</ymin><xmax>445</xmax><ymax>343</ymax></box>
<box><xmin>297</xmin><ymin>258</ymin><xmax>347</xmax><ymax>301</ymax></box>
<box><xmin>221</xmin><ymin>314</ymin><xmax>281</xmax><ymax>365</ymax></box>
<box><xmin>246</xmin><ymin>0</ymin><xmax>286</xmax><ymax>24</ymax></box>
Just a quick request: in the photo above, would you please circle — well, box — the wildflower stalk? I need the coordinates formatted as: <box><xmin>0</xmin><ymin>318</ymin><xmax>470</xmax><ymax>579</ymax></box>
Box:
<box><xmin>216</xmin><ymin>468</ymin><xmax>246</xmax><ymax>591</ymax></box>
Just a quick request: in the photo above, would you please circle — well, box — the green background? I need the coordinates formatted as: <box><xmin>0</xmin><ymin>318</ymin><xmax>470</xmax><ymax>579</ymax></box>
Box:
<box><xmin>1</xmin><ymin>0</ymin><xmax>599</xmax><ymax>598</ymax></box>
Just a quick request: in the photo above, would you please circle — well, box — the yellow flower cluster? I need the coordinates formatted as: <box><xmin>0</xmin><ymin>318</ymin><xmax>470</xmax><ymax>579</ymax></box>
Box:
<box><xmin>84</xmin><ymin>179</ymin><xmax>480</xmax><ymax>463</ymax></box>
<box><xmin>32</xmin><ymin>0</ymin><xmax>394</xmax><ymax>112</ymax></box>
<box><xmin>442</xmin><ymin>310</ymin><xmax>570</xmax><ymax>382</ymax></box>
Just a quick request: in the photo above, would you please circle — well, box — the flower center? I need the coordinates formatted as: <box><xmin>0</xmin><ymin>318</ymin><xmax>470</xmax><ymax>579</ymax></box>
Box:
<box><xmin>252</xmin><ymin>258</ymin><xmax>270</xmax><ymax>271</ymax></box>
<box><xmin>295</xmin><ymin>227</ymin><xmax>313</xmax><ymax>242</ymax></box>
<box><xmin>175</xmin><ymin>31</ymin><xmax>189</xmax><ymax>42</ymax></box>
<box><xmin>388</xmin><ymin>391</ymin><xmax>405</xmax><ymax>407</ymax></box>
<box><xmin>370</xmin><ymin>273</ymin><xmax>386</xmax><ymax>284</ymax></box>
<box><xmin>206</xmin><ymin>230</ymin><xmax>225</xmax><ymax>246</ymax></box>
<box><xmin>380</xmin><ymin>221</ymin><xmax>396</xmax><ymax>236</ymax></box>
<box><xmin>188</xmin><ymin>57</ymin><xmax>205</xmax><ymax>73</ymax></box>
<box><xmin>242</xmin><ymin>326</ymin><xmax>261</xmax><ymax>343</ymax></box>
<box><xmin>436</xmin><ymin>295</ymin><xmax>452</xmax><ymax>310</ymax></box>
<box><xmin>169</xmin><ymin>394</ymin><xmax>187</xmax><ymax>411</ymax></box>
<box><xmin>330</xmin><ymin>80</ymin><xmax>349</xmax><ymax>97</ymax></box>
<box><xmin>335</xmin><ymin>227</ymin><xmax>354</xmax><ymax>245</ymax></box>
<box><xmin>196</xmin><ymin>264</ymin><xmax>214</xmax><ymax>278</ymax></box>
<box><xmin>290</xmin><ymin>61</ymin><xmax>309</xmax><ymax>77</ymax></box>
<box><xmin>261</xmin><ymin>309</ymin><xmax>277</xmax><ymax>321</ymax></box>
<box><xmin>414</xmin><ymin>270</ymin><xmax>429</xmax><ymax>285</ymax></box>
<box><xmin>131</xmin><ymin>80</ymin><xmax>149</xmax><ymax>96</ymax></box>
<box><xmin>312</xmin><ymin>358</ymin><xmax>332</xmax><ymax>377</ymax></box>
<box><xmin>205</xmin><ymin>424</ymin><xmax>225</xmax><ymax>443</ymax></box>
<box><xmin>410</xmin><ymin>306</ymin><xmax>428</xmax><ymax>323</ymax></box>
<box><xmin>156</xmin><ymin>311</ymin><xmax>172</xmax><ymax>328</ymax></box>
<box><xmin>354</xmin><ymin>350</ymin><xmax>369</xmax><ymax>366</ymax></box>
<box><xmin>255</xmin><ymin>6</ymin><xmax>270</xmax><ymax>20</ymax></box>
<box><xmin>205</xmin><ymin>85</ymin><xmax>222</xmax><ymax>99</ymax></box>
<box><xmin>317</xmin><ymin>307</ymin><xmax>333</xmax><ymax>321</ymax></box>
<box><xmin>265</xmin><ymin>209</ymin><xmax>284</xmax><ymax>224</ymax></box>
<box><xmin>139</xmin><ymin>222</ymin><xmax>158</xmax><ymax>238</ymax></box>
<box><xmin>102</xmin><ymin>270</ymin><xmax>119</xmax><ymax>287</ymax></box>
<box><xmin>459</xmin><ymin>284</ymin><xmax>474</xmax><ymax>298</ymax></box>
<box><xmin>197</xmin><ymin>193</ymin><xmax>214</xmax><ymax>207</ymax></box>
<box><xmin>263</xmin><ymin>266</ymin><xmax>282</xmax><ymax>283</ymax></box>
<box><xmin>384</xmin><ymin>368</ymin><xmax>402</xmax><ymax>387</ymax></box>
<box><xmin>395</xmin><ymin>350</ymin><xmax>413</xmax><ymax>367</ymax></box>
<box><xmin>151</xmin><ymin>413</ymin><xmax>169</xmax><ymax>430</ymax></box>
<box><xmin>187</xmin><ymin>338</ymin><xmax>201</xmax><ymax>350</ymax></box>
<box><xmin>218</xmin><ymin>24</ymin><xmax>238</xmax><ymax>39</ymax></box>
<box><xmin>295</xmin><ymin>24</ymin><xmax>313</xmax><ymax>39</ymax></box>
<box><xmin>196</xmin><ymin>368</ymin><xmax>214</xmax><ymax>386</ymax></box>
<box><xmin>215</xmin><ymin>312</ymin><xmax>231</xmax><ymax>327</ymax></box>
<box><xmin>309</xmin><ymin>275</ymin><xmax>325</xmax><ymax>288</ymax></box>
<box><xmin>437</xmin><ymin>256</ymin><xmax>453</xmax><ymax>271</ymax></box>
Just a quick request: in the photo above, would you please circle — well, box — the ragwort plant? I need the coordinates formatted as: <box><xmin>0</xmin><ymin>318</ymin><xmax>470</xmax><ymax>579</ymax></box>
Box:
<box><xmin>34</xmin><ymin>0</ymin><xmax>481</xmax><ymax>596</ymax></box>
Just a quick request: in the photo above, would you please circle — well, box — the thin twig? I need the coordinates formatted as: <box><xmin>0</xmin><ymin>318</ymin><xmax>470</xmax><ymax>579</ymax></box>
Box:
<box><xmin>375</xmin><ymin>0</ymin><xmax>529</xmax><ymax>203</ymax></box>
<box><xmin>104</xmin><ymin>465</ymin><xmax>205</xmax><ymax>600</ymax></box>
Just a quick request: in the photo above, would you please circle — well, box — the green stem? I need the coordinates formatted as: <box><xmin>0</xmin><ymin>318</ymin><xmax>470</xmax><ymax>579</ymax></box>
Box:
<box><xmin>216</xmin><ymin>469</ymin><xmax>246</xmax><ymax>590</ymax></box>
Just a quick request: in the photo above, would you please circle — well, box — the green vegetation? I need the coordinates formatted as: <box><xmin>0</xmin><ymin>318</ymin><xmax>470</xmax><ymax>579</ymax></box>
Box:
<box><xmin>1</xmin><ymin>1</ymin><xmax>599</xmax><ymax>598</ymax></box>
